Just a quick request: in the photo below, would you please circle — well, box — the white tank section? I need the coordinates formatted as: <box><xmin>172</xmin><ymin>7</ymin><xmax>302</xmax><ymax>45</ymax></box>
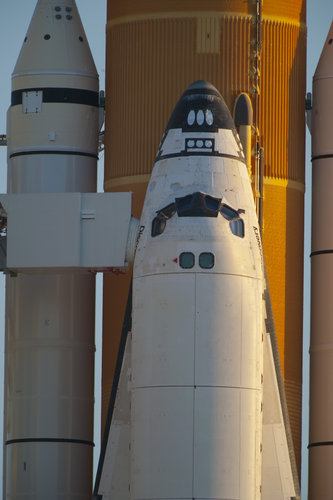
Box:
<box><xmin>3</xmin><ymin>1</ymin><xmax>99</xmax><ymax>498</ymax></box>
<box><xmin>131</xmin><ymin>81</ymin><xmax>263</xmax><ymax>500</ymax></box>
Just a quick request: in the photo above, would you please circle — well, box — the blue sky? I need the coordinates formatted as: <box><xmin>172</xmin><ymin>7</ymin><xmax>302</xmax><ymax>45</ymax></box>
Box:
<box><xmin>0</xmin><ymin>0</ymin><xmax>332</xmax><ymax>497</ymax></box>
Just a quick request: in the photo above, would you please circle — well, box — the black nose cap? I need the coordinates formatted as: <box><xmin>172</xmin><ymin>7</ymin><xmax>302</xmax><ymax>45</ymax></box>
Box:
<box><xmin>165</xmin><ymin>80</ymin><xmax>235</xmax><ymax>133</ymax></box>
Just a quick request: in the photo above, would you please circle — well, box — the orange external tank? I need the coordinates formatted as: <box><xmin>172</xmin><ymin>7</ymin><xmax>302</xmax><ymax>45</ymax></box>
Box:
<box><xmin>103</xmin><ymin>0</ymin><xmax>306</xmax><ymax>471</ymax></box>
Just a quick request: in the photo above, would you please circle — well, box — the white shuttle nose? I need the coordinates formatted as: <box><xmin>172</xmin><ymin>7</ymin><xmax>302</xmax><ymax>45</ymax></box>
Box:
<box><xmin>156</xmin><ymin>80</ymin><xmax>244</xmax><ymax>162</ymax></box>
<box><xmin>164</xmin><ymin>80</ymin><xmax>235</xmax><ymax>133</ymax></box>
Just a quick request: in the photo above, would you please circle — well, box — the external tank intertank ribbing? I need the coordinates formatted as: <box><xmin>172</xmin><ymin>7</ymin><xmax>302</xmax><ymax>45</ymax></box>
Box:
<box><xmin>102</xmin><ymin>0</ymin><xmax>306</xmax><ymax>470</ymax></box>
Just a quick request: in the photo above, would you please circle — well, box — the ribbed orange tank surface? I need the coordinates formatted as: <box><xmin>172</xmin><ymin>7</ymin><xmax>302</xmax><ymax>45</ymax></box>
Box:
<box><xmin>103</xmin><ymin>0</ymin><xmax>306</xmax><ymax>471</ymax></box>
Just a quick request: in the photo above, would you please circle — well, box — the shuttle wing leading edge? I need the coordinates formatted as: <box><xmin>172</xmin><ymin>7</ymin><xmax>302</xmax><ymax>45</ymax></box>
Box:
<box><xmin>261</xmin><ymin>272</ymin><xmax>300</xmax><ymax>500</ymax></box>
<box><xmin>93</xmin><ymin>285</ymin><xmax>132</xmax><ymax>500</ymax></box>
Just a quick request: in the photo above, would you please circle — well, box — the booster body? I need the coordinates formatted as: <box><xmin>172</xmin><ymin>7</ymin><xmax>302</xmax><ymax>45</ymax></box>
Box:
<box><xmin>309</xmin><ymin>21</ymin><xmax>333</xmax><ymax>499</ymax></box>
<box><xmin>4</xmin><ymin>1</ymin><xmax>99</xmax><ymax>497</ymax></box>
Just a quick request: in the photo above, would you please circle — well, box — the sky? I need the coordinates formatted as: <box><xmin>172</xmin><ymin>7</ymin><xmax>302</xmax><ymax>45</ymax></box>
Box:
<box><xmin>0</xmin><ymin>0</ymin><xmax>332</xmax><ymax>497</ymax></box>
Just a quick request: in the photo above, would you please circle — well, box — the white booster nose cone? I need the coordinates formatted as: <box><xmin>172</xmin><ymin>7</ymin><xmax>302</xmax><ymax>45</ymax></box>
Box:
<box><xmin>13</xmin><ymin>0</ymin><xmax>98</xmax><ymax>86</ymax></box>
<box><xmin>7</xmin><ymin>0</ymin><xmax>100</xmax><ymax>194</ymax></box>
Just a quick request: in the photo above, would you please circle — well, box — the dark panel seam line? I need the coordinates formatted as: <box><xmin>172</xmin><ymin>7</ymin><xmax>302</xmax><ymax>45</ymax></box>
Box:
<box><xmin>6</xmin><ymin>438</ymin><xmax>94</xmax><ymax>446</ymax></box>
<box><xmin>156</xmin><ymin>152</ymin><xmax>246</xmax><ymax>163</ymax></box>
<box><xmin>312</xmin><ymin>154</ymin><xmax>333</xmax><ymax>161</ymax></box>
<box><xmin>308</xmin><ymin>442</ymin><xmax>333</xmax><ymax>448</ymax></box>
<box><xmin>133</xmin><ymin>385</ymin><xmax>260</xmax><ymax>390</ymax></box>
<box><xmin>10</xmin><ymin>151</ymin><xmax>98</xmax><ymax>159</ymax></box>
<box><xmin>310</xmin><ymin>250</ymin><xmax>333</xmax><ymax>257</ymax></box>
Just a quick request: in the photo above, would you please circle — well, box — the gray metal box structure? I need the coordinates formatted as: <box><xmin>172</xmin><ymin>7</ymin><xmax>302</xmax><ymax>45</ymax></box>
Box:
<box><xmin>0</xmin><ymin>192</ymin><xmax>132</xmax><ymax>273</ymax></box>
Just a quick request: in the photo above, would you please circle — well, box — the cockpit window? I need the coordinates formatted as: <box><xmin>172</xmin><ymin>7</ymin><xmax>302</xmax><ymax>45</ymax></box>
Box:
<box><xmin>220</xmin><ymin>204</ymin><xmax>239</xmax><ymax>221</ymax></box>
<box><xmin>221</xmin><ymin>204</ymin><xmax>244</xmax><ymax>238</ymax></box>
<box><xmin>230</xmin><ymin>219</ymin><xmax>244</xmax><ymax>237</ymax></box>
<box><xmin>151</xmin><ymin>216</ymin><xmax>167</xmax><ymax>237</ymax></box>
<box><xmin>205</xmin><ymin>195</ymin><xmax>221</xmax><ymax>212</ymax></box>
<box><xmin>152</xmin><ymin>193</ymin><xmax>221</xmax><ymax>236</ymax></box>
<box><xmin>175</xmin><ymin>194</ymin><xmax>192</xmax><ymax>215</ymax></box>
<box><xmin>175</xmin><ymin>192</ymin><xmax>221</xmax><ymax>217</ymax></box>
<box><xmin>158</xmin><ymin>202</ymin><xmax>176</xmax><ymax>219</ymax></box>
<box><xmin>151</xmin><ymin>193</ymin><xmax>244</xmax><ymax>238</ymax></box>
<box><xmin>151</xmin><ymin>202</ymin><xmax>176</xmax><ymax>237</ymax></box>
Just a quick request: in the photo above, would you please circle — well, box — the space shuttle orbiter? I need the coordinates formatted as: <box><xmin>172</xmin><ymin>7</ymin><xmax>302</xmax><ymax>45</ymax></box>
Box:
<box><xmin>93</xmin><ymin>81</ymin><xmax>300</xmax><ymax>500</ymax></box>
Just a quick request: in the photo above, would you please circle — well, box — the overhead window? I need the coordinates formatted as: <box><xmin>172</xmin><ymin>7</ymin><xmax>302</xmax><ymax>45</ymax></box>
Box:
<box><xmin>205</xmin><ymin>109</ymin><xmax>214</xmax><ymax>125</ymax></box>
<box><xmin>187</xmin><ymin>110</ymin><xmax>195</xmax><ymax>125</ymax></box>
<box><xmin>197</xmin><ymin>110</ymin><xmax>205</xmax><ymax>125</ymax></box>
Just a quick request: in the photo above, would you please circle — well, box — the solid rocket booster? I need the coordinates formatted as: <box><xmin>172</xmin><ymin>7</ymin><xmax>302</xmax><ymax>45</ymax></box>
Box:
<box><xmin>309</xmin><ymin>21</ymin><xmax>333</xmax><ymax>499</ymax></box>
<box><xmin>4</xmin><ymin>1</ymin><xmax>99</xmax><ymax>498</ymax></box>
<box><xmin>131</xmin><ymin>81</ymin><xmax>263</xmax><ymax>499</ymax></box>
